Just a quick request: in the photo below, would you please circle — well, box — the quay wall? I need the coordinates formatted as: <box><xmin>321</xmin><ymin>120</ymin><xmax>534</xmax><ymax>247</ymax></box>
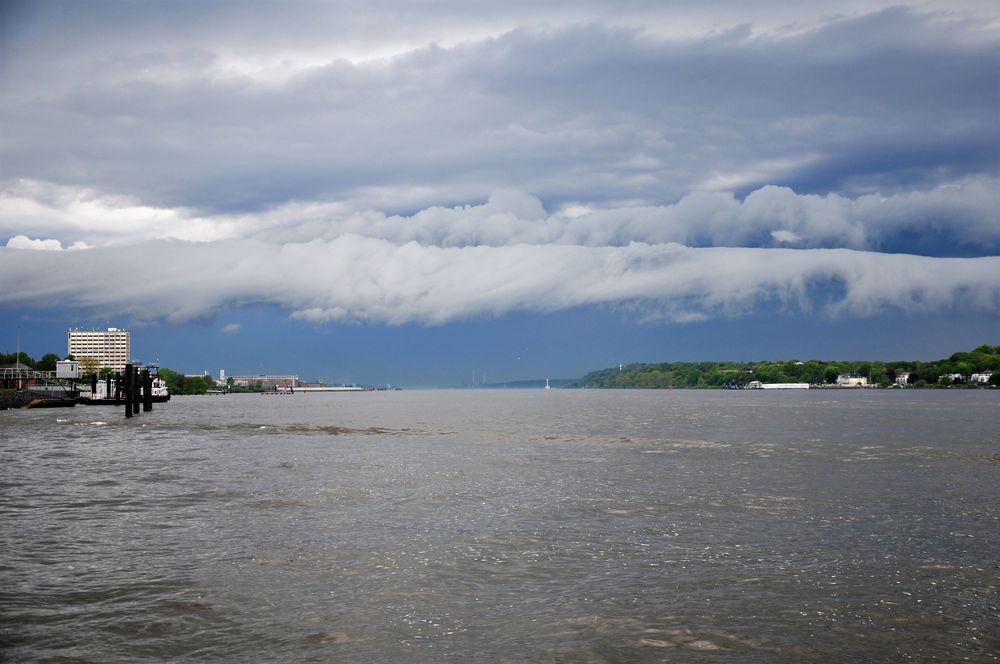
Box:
<box><xmin>0</xmin><ymin>390</ymin><xmax>69</xmax><ymax>410</ymax></box>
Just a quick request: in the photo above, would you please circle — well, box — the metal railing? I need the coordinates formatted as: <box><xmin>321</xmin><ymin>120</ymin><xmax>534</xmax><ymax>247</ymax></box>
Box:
<box><xmin>0</xmin><ymin>368</ymin><xmax>56</xmax><ymax>380</ymax></box>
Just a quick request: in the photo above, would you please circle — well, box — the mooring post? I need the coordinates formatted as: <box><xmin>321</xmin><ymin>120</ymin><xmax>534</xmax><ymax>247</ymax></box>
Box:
<box><xmin>91</xmin><ymin>373</ymin><xmax>98</xmax><ymax>397</ymax></box>
<box><xmin>106</xmin><ymin>374</ymin><xmax>112</xmax><ymax>401</ymax></box>
<box><xmin>132</xmin><ymin>366</ymin><xmax>141</xmax><ymax>415</ymax></box>
<box><xmin>124</xmin><ymin>363</ymin><xmax>133</xmax><ymax>418</ymax></box>
<box><xmin>142</xmin><ymin>369</ymin><xmax>152</xmax><ymax>412</ymax></box>
<box><xmin>114</xmin><ymin>372</ymin><xmax>121</xmax><ymax>404</ymax></box>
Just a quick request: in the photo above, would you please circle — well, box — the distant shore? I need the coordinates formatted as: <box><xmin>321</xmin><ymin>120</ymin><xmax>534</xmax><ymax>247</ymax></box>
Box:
<box><xmin>569</xmin><ymin>344</ymin><xmax>999</xmax><ymax>389</ymax></box>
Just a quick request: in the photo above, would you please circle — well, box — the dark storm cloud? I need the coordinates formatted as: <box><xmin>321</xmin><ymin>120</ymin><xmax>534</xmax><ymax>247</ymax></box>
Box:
<box><xmin>2</xmin><ymin>4</ymin><xmax>996</xmax><ymax>212</ymax></box>
<box><xmin>1</xmin><ymin>1</ymin><xmax>997</xmax><ymax>325</ymax></box>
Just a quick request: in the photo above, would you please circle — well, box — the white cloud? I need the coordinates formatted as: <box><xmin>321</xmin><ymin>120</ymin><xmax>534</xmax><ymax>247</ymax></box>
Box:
<box><xmin>771</xmin><ymin>230</ymin><xmax>802</xmax><ymax>244</ymax></box>
<box><xmin>221</xmin><ymin>323</ymin><xmax>240</xmax><ymax>334</ymax></box>
<box><xmin>3</xmin><ymin>177</ymin><xmax>996</xmax><ymax>255</ymax></box>
<box><xmin>6</xmin><ymin>234</ymin><xmax>63</xmax><ymax>250</ymax></box>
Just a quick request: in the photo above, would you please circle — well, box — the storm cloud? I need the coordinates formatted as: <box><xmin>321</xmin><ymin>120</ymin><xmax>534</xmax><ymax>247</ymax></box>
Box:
<box><xmin>1</xmin><ymin>1</ymin><xmax>997</xmax><ymax>328</ymax></box>
<box><xmin>2</xmin><ymin>237</ymin><xmax>998</xmax><ymax>325</ymax></box>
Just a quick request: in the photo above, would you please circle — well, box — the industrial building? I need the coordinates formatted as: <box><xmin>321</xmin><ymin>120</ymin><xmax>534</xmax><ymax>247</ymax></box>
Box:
<box><xmin>222</xmin><ymin>371</ymin><xmax>300</xmax><ymax>389</ymax></box>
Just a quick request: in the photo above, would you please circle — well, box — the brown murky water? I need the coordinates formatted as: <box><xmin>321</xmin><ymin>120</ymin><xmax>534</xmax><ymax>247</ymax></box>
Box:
<box><xmin>2</xmin><ymin>389</ymin><xmax>998</xmax><ymax>662</ymax></box>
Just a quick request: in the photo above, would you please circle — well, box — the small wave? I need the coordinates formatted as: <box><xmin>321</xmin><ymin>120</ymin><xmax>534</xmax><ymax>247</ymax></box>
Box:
<box><xmin>253</xmin><ymin>498</ymin><xmax>312</xmax><ymax>509</ymax></box>
<box><xmin>251</xmin><ymin>423</ymin><xmax>415</xmax><ymax>436</ymax></box>
<box><xmin>663</xmin><ymin>439</ymin><xmax>731</xmax><ymax>449</ymax></box>
<box><xmin>285</xmin><ymin>424</ymin><xmax>358</xmax><ymax>435</ymax></box>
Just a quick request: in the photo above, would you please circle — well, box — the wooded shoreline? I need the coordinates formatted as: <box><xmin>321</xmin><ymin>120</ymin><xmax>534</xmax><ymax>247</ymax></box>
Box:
<box><xmin>569</xmin><ymin>345</ymin><xmax>1000</xmax><ymax>389</ymax></box>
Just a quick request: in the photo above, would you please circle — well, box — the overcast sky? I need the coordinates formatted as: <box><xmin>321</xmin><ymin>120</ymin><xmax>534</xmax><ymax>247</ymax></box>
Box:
<box><xmin>1</xmin><ymin>1</ymin><xmax>998</xmax><ymax>384</ymax></box>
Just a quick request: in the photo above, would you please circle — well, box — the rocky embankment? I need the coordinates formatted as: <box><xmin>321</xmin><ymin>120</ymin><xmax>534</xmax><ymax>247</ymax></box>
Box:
<box><xmin>0</xmin><ymin>390</ymin><xmax>72</xmax><ymax>410</ymax></box>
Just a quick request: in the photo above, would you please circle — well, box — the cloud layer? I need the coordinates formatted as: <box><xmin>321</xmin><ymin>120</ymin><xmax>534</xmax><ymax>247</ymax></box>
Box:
<box><xmin>4</xmin><ymin>177</ymin><xmax>998</xmax><ymax>256</ymax></box>
<box><xmin>1</xmin><ymin>2</ymin><xmax>997</xmax><ymax>327</ymax></box>
<box><xmin>2</xmin><ymin>4</ymin><xmax>997</xmax><ymax>213</ymax></box>
<box><xmin>2</xmin><ymin>235</ymin><xmax>998</xmax><ymax>325</ymax></box>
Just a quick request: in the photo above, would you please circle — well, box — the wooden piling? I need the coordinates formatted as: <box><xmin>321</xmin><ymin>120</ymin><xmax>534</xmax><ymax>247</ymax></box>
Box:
<box><xmin>114</xmin><ymin>371</ymin><xmax>122</xmax><ymax>404</ymax></box>
<box><xmin>142</xmin><ymin>369</ymin><xmax>152</xmax><ymax>412</ymax></box>
<box><xmin>124</xmin><ymin>363</ymin><xmax>133</xmax><ymax>418</ymax></box>
<box><xmin>131</xmin><ymin>366</ymin><xmax>140</xmax><ymax>415</ymax></box>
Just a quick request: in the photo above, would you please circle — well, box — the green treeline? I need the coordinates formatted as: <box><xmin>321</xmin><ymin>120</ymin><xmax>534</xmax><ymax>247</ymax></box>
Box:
<box><xmin>156</xmin><ymin>368</ymin><xmax>261</xmax><ymax>394</ymax></box>
<box><xmin>157</xmin><ymin>368</ymin><xmax>217</xmax><ymax>395</ymax></box>
<box><xmin>0</xmin><ymin>351</ymin><xmax>64</xmax><ymax>372</ymax></box>
<box><xmin>569</xmin><ymin>345</ymin><xmax>1000</xmax><ymax>389</ymax></box>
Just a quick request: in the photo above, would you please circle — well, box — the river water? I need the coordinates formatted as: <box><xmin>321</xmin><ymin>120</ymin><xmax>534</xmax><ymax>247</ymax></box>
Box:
<box><xmin>1</xmin><ymin>389</ymin><xmax>997</xmax><ymax>662</ymax></box>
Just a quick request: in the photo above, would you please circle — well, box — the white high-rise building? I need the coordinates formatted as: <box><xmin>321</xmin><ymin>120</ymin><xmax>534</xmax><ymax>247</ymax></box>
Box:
<box><xmin>67</xmin><ymin>327</ymin><xmax>131</xmax><ymax>372</ymax></box>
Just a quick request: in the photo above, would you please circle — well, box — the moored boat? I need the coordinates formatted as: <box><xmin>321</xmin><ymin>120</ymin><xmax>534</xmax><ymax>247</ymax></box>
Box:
<box><xmin>78</xmin><ymin>374</ymin><xmax>171</xmax><ymax>404</ymax></box>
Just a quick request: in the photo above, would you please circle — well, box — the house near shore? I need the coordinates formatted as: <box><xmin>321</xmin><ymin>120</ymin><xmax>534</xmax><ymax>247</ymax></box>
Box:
<box><xmin>895</xmin><ymin>373</ymin><xmax>910</xmax><ymax>386</ymax></box>
<box><xmin>836</xmin><ymin>374</ymin><xmax>868</xmax><ymax>387</ymax></box>
<box><xmin>970</xmin><ymin>371</ymin><xmax>993</xmax><ymax>384</ymax></box>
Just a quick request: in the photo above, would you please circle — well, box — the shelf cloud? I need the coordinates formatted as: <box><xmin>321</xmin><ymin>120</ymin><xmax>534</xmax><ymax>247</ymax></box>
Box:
<box><xmin>1</xmin><ymin>1</ymin><xmax>997</xmax><ymax>332</ymax></box>
<box><xmin>1</xmin><ymin>236</ymin><xmax>997</xmax><ymax>325</ymax></box>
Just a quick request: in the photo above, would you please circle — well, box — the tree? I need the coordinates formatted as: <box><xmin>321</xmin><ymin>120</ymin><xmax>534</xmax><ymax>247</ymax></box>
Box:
<box><xmin>755</xmin><ymin>364</ymin><xmax>779</xmax><ymax>383</ymax></box>
<box><xmin>37</xmin><ymin>353</ymin><xmax>61</xmax><ymax>372</ymax></box>
<box><xmin>782</xmin><ymin>361</ymin><xmax>803</xmax><ymax>379</ymax></box>
<box><xmin>6</xmin><ymin>351</ymin><xmax>35</xmax><ymax>368</ymax></box>
<box><xmin>78</xmin><ymin>356</ymin><xmax>101</xmax><ymax>376</ymax></box>
<box><xmin>799</xmin><ymin>362</ymin><xmax>824</xmax><ymax>385</ymax></box>
<box><xmin>183</xmin><ymin>376</ymin><xmax>210</xmax><ymax>394</ymax></box>
<box><xmin>157</xmin><ymin>368</ymin><xmax>210</xmax><ymax>395</ymax></box>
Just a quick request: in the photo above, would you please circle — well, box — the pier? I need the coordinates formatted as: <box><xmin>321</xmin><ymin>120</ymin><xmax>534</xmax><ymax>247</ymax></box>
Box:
<box><xmin>0</xmin><ymin>364</ymin><xmax>166</xmax><ymax>415</ymax></box>
<box><xmin>0</xmin><ymin>366</ymin><xmax>57</xmax><ymax>387</ymax></box>
<box><xmin>0</xmin><ymin>366</ymin><xmax>78</xmax><ymax>409</ymax></box>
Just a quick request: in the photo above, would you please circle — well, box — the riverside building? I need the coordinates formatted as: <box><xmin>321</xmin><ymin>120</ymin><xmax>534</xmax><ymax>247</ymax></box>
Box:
<box><xmin>67</xmin><ymin>327</ymin><xmax>131</xmax><ymax>372</ymax></box>
<box><xmin>225</xmin><ymin>373</ymin><xmax>300</xmax><ymax>389</ymax></box>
